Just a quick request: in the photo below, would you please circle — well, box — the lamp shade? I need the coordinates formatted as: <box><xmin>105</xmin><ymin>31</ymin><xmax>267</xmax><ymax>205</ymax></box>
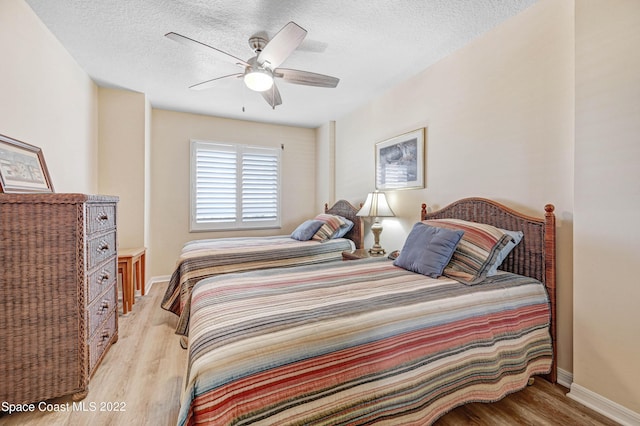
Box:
<box><xmin>357</xmin><ymin>191</ymin><xmax>395</xmax><ymax>218</ymax></box>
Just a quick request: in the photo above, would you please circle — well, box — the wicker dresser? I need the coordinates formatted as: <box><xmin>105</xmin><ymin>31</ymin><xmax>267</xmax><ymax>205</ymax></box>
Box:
<box><xmin>0</xmin><ymin>193</ymin><xmax>119</xmax><ymax>404</ymax></box>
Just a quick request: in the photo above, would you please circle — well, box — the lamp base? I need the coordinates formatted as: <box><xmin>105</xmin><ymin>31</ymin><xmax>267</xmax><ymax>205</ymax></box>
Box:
<box><xmin>368</xmin><ymin>220</ymin><xmax>386</xmax><ymax>256</ymax></box>
<box><xmin>368</xmin><ymin>246</ymin><xmax>386</xmax><ymax>256</ymax></box>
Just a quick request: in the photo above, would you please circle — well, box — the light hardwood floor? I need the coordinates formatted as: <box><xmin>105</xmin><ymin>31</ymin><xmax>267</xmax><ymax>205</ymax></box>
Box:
<box><xmin>1</xmin><ymin>283</ymin><xmax>618</xmax><ymax>426</ymax></box>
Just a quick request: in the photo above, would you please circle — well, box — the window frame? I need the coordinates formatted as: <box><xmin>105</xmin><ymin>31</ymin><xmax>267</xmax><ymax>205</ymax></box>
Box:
<box><xmin>190</xmin><ymin>139</ymin><xmax>282</xmax><ymax>232</ymax></box>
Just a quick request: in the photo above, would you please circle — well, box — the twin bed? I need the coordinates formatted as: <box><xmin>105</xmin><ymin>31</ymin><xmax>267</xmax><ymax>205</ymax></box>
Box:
<box><xmin>161</xmin><ymin>200</ymin><xmax>364</xmax><ymax>335</ymax></box>
<box><xmin>163</xmin><ymin>198</ymin><xmax>557</xmax><ymax>425</ymax></box>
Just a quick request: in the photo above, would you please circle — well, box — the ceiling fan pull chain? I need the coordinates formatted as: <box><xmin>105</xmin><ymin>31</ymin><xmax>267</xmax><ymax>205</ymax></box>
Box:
<box><xmin>242</xmin><ymin>84</ymin><xmax>246</xmax><ymax>112</ymax></box>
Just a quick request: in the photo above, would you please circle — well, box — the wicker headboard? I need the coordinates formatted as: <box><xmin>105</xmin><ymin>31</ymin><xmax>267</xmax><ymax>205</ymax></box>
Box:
<box><xmin>421</xmin><ymin>197</ymin><xmax>557</xmax><ymax>383</ymax></box>
<box><xmin>325</xmin><ymin>200</ymin><xmax>364</xmax><ymax>249</ymax></box>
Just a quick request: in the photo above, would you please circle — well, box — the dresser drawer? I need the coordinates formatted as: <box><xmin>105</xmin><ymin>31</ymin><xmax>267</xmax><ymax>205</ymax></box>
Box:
<box><xmin>87</xmin><ymin>232</ymin><xmax>116</xmax><ymax>270</ymax></box>
<box><xmin>89</xmin><ymin>310</ymin><xmax>117</xmax><ymax>374</ymax></box>
<box><xmin>88</xmin><ymin>260</ymin><xmax>116</xmax><ymax>302</ymax></box>
<box><xmin>87</xmin><ymin>285</ymin><xmax>116</xmax><ymax>338</ymax></box>
<box><xmin>86</xmin><ymin>204</ymin><xmax>116</xmax><ymax>235</ymax></box>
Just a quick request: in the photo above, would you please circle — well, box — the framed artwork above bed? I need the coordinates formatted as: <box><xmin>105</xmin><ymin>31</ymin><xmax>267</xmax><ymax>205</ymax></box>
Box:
<box><xmin>0</xmin><ymin>134</ymin><xmax>54</xmax><ymax>193</ymax></box>
<box><xmin>375</xmin><ymin>128</ymin><xmax>424</xmax><ymax>190</ymax></box>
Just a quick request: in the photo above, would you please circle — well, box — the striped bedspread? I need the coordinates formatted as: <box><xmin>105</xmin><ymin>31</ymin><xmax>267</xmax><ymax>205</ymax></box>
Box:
<box><xmin>161</xmin><ymin>236</ymin><xmax>355</xmax><ymax>335</ymax></box>
<box><xmin>179</xmin><ymin>257</ymin><xmax>552</xmax><ymax>425</ymax></box>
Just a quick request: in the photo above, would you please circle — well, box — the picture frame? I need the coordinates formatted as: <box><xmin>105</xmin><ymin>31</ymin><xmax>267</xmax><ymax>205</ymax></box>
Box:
<box><xmin>375</xmin><ymin>128</ymin><xmax>424</xmax><ymax>190</ymax></box>
<box><xmin>0</xmin><ymin>133</ymin><xmax>54</xmax><ymax>193</ymax></box>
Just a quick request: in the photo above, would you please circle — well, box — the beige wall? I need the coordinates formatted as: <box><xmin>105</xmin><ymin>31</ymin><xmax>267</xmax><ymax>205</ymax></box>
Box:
<box><xmin>149</xmin><ymin>109</ymin><xmax>317</xmax><ymax>277</ymax></box>
<box><xmin>98</xmin><ymin>88</ymin><xmax>148</xmax><ymax>249</ymax></box>
<box><xmin>144</xmin><ymin>98</ymin><xmax>152</xmax><ymax>255</ymax></box>
<box><xmin>315</xmin><ymin>121</ymin><xmax>336</xmax><ymax>211</ymax></box>
<box><xmin>0</xmin><ymin>0</ymin><xmax>99</xmax><ymax>193</ymax></box>
<box><xmin>333</xmin><ymin>0</ymin><xmax>575</xmax><ymax>374</ymax></box>
<box><xmin>573</xmin><ymin>0</ymin><xmax>640</xmax><ymax>414</ymax></box>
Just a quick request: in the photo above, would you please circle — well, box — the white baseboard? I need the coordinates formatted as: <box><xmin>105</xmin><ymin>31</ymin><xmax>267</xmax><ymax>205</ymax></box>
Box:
<box><xmin>568</xmin><ymin>382</ymin><xmax>640</xmax><ymax>426</ymax></box>
<box><xmin>146</xmin><ymin>275</ymin><xmax>170</xmax><ymax>293</ymax></box>
<box><xmin>557</xmin><ymin>367</ymin><xmax>573</xmax><ymax>389</ymax></box>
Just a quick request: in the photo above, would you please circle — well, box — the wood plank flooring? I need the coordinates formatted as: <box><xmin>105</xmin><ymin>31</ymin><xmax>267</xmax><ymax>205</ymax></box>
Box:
<box><xmin>0</xmin><ymin>283</ymin><xmax>618</xmax><ymax>426</ymax></box>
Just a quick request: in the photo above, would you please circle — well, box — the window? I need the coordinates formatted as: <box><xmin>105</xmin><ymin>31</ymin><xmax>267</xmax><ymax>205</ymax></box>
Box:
<box><xmin>190</xmin><ymin>140</ymin><xmax>281</xmax><ymax>231</ymax></box>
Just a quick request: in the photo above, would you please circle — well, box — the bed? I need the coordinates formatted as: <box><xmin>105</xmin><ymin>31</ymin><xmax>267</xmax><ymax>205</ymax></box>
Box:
<box><xmin>161</xmin><ymin>200</ymin><xmax>364</xmax><ymax>335</ymax></box>
<box><xmin>178</xmin><ymin>197</ymin><xmax>557</xmax><ymax>425</ymax></box>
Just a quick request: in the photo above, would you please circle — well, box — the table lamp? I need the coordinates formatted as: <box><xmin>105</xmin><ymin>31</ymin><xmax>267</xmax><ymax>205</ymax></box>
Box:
<box><xmin>356</xmin><ymin>191</ymin><xmax>395</xmax><ymax>255</ymax></box>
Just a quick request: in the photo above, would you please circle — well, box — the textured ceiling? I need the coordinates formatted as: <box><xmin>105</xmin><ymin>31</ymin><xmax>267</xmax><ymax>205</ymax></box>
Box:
<box><xmin>25</xmin><ymin>0</ymin><xmax>537</xmax><ymax>128</ymax></box>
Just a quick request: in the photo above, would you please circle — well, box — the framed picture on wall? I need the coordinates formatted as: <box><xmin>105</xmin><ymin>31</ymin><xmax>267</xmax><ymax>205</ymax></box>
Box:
<box><xmin>375</xmin><ymin>128</ymin><xmax>425</xmax><ymax>190</ymax></box>
<box><xmin>0</xmin><ymin>133</ymin><xmax>54</xmax><ymax>193</ymax></box>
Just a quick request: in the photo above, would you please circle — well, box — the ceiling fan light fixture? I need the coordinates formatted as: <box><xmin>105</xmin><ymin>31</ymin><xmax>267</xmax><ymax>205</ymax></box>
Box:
<box><xmin>244</xmin><ymin>69</ymin><xmax>274</xmax><ymax>92</ymax></box>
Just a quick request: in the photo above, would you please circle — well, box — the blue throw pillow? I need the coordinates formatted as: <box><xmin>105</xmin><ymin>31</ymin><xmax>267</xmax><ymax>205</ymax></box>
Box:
<box><xmin>291</xmin><ymin>219</ymin><xmax>325</xmax><ymax>241</ymax></box>
<box><xmin>393</xmin><ymin>222</ymin><xmax>464</xmax><ymax>278</ymax></box>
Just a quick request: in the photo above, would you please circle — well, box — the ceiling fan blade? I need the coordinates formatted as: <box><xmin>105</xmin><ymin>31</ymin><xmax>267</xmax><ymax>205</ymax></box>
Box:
<box><xmin>257</xmin><ymin>22</ymin><xmax>307</xmax><ymax>69</ymax></box>
<box><xmin>275</xmin><ymin>68</ymin><xmax>339</xmax><ymax>88</ymax></box>
<box><xmin>165</xmin><ymin>32</ymin><xmax>249</xmax><ymax>68</ymax></box>
<box><xmin>189</xmin><ymin>73</ymin><xmax>243</xmax><ymax>91</ymax></box>
<box><xmin>260</xmin><ymin>82</ymin><xmax>283</xmax><ymax>109</ymax></box>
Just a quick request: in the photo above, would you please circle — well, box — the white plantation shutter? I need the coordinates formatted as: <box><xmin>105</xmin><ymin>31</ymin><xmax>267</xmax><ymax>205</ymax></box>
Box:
<box><xmin>194</xmin><ymin>144</ymin><xmax>237</xmax><ymax>224</ymax></box>
<box><xmin>242</xmin><ymin>147</ymin><xmax>279</xmax><ymax>223</ymax></box>
<box><xmin>191</xmin><ymin>141</ymin><xmax>281</xmax><ymax>231</ymax></box>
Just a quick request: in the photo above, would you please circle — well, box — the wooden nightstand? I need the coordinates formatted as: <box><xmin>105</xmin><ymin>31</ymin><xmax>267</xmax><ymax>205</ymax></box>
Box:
<box><xmin>342</xmin><ymin>249</ymin><xmax>386</xmax><ymax>260</ymax></box>
<box><xmin>118</xmin><ymin>247</ymin><xmax>146</xmax><ymax>315</ymax></box>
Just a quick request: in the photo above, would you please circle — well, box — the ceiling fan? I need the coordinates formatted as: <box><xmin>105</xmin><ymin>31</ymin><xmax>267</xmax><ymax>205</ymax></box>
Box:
<box><xmin>166</xmin><ymin>22</ymin><xmax>339</xmax><ymax>109</ymax></box>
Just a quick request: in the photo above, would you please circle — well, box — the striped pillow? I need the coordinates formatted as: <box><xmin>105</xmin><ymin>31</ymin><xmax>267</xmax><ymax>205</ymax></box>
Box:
<box><xmin>312</xmin><ymin>214</ymin><xmax>347</xmax><ymax>242</ymax></box>
<box><xmin>423</xmin><ymin>219</ymin><xmax>513</xmax><ymax>285</ymax></box>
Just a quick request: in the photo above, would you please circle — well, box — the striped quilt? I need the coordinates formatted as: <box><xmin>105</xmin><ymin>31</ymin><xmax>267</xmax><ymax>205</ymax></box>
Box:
<box><xmin>179</xmin><ymin>257</ymin><xmax>552</xmax><ymax>425</ymax></box>
<box><xmin>161</xmin><ymin>236</ymin><xmax>355</xmax><ymax>335</ymax></box>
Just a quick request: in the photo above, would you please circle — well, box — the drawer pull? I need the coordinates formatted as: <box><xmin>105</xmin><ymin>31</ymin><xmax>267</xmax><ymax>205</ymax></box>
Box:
<box><xmin>99</xmin><ymin>300</ymin><xmax>110</xmax><ymax>312</ymax></box>
<box><xmin>100</xmin><ymin>271</ymin><xmax>110</xmax><ymax>282</ymax></box>
<box><xmin>97</xmin><ymin>241</ymin><xmax>110</xmax><ymax>252</ymax></box>
<box><xmin>97</xmin><ymin>330</ymin><xmax>111</xmax><ymax>347</ymax></box>
<box><xmin>96</xmin><ymin>213</ymin><xmax>109</xmax><ymax>222</ymax></box>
